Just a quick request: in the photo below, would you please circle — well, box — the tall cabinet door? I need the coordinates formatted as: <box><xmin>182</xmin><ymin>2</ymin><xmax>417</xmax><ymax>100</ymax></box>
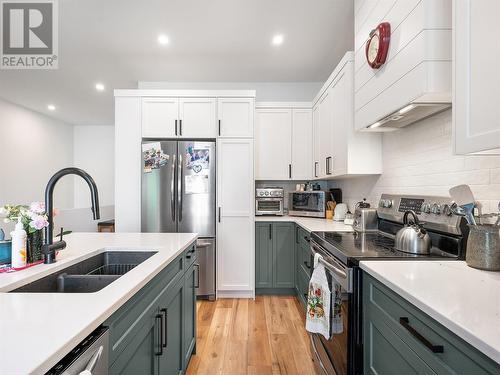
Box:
<box><xmin>454</xmin><ymin>0</ymin><xmax>500</xmax><ymax>154</ymax></box>
<box><xmin>331</xmin><ymin>69</ymin><xmax>350</xmax><ymax>176</ymax></box>
<box><xmin>217</xmin><ymin>139</ymin><xmax>254</xmax><ymax>295</ymax></box>
<box><xmin>179</xmin><ymin>98</ymin><xmax>217</xmax><ymax>138</ymax></box>
<box><xmin>142</xmin><ymin>98</ymin><xmax>179</xmax><ymax>138</ymax></box>
<box><xmin>292</xmin><ymin>109</ymin><xmax>313</xmax><ymax>180</ymax></box>
<box><xmin>312</xmin><ymin>104</ymin><xmax>320</xmax><ymax>179</ymax></box>
<box><xmin>255</xmin><ymin>223</ymin><xmax>273</xmax><ymax>288</ymax></box>
<box><xmin>217</xmin><ymin>98</ymin><xmax>255</xmax><ymax>138</ymax></box>
<box><xmin>318</xmin><ymin>90</ymin><xmax>333</xmax><ymax>178</ymax></box>
<box><xmin>255</xmin><ymin>108</ymin><xmax>292</xmax><ymax>180</ymax></box>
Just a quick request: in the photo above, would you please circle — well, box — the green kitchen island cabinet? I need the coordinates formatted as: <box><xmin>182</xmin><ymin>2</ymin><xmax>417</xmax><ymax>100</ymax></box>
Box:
<box><xmin>363</xmin><ymin>273</ymin><xmax>500</xmax><ymax>375</ymax></box>
<box><xmin>106</xmin><ymin>243</ymin><xmax>197</xmax><ymax>374</ymax></box>
<box><xmin>255</xmin><ymin>222</ymin><xmax>295</xmax><ymax>294</ymax></box>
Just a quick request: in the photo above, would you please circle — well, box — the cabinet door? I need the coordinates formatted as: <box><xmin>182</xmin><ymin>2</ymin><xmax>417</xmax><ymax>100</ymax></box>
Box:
<box><xmin>158</xmin><ymin>279</ymin><xmax>184</xmax><ymax>375</ymax></box>
<box><xmin>255</xmin><ymin>108</ymin><xmax>292</xmax><ymax>180</ymax></box>
<box><xmin>292</xmin><ymin>109</ymin><xmax>313</xmax><ymax>180</ymax></box>
<box><xmin>312</xmin><ymin>104</ymin><xmax>321</xmax><ymax>179</ymax></box>
<box><xmin>330</xmin><ymin>70</ymin><xmax>349</xmax><ymax>176</ymax></box>
<box><xmin>454</xmin><ymin>0</ymin><xmax>500</xmax><ymax>154</ymax></box>
<box><xmin>272</xmin><ymin>223</ymin><xmax>295</xmax><ymax>288</ymax></box>
<box><xmin>217</xmin><ymin>139</ymin><xmax>254</xmax><ymax>293</ymax></box>
<box><xmin>183</xmin><ymin>263</ymin><xmax>197</xmax><ymax>368</ymax></box>
<box><xmin>318</xmin><ymin>90</ymin><xmax>333</xmax><ymax>178</ymax></box>
<box><xmin>218</xmin><ymin>98</ymin><xmax>255</xmax><ymax>138</ymax></box>
<box><xmin>109</xmin><ymin>304</ymin><xmax>160</xmax><ymax>375</ymax></box>
<box><xmin>179</xmin><ymin>98</ymin><xmax>217</xmax><ymax>138</ymax></box>
<box><xmin>255</xmin><ymin>223</ymin><xmax>273</xmax><ymax>288</ymax></box>
<box><xmin>142</xmin><ymin>98</ymin><xmax>179</xmax><ymax>138</ymax></box>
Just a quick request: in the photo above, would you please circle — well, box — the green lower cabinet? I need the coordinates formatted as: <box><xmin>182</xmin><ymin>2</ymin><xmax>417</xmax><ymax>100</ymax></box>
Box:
<box><xmin>363</xmin><ymin>273</ymin><xmax>500</xmax><ymax>375</ymax></box>
<box><xmin>255</xmin><ymin>222</ymin><xmax>295</xmax><ymax>294</ymax></box>
<box><xmin>295</xmin><ymin>225</ymin><xmax>311</xmax><ymax>312</ymax></box>
<box><xmin>106</xmin><ymin>244</ymin><xmax>197</xmax><ymax>375</ymax></box>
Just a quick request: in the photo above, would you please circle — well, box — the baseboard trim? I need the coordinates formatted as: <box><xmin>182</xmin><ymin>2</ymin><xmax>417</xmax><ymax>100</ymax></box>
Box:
<box><xmin>256</xmin><ymin>288</ymin><xmax>297</xmax><ymax>296</ymax></box>
<box><xmin>217</xmin><ymin>290</ymin><xmax>255</xmax><ymax>299</ymax></box>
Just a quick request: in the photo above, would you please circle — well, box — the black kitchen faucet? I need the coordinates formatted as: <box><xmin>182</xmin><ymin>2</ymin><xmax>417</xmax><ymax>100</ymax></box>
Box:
<box><xmin>42</xmin><ymin>168</ymin><xmax>100</xmax><ymax>264</ymax></box>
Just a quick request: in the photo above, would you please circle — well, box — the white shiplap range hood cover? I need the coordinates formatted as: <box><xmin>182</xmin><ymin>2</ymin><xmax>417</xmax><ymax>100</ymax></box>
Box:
<box><xmin>354</xmin><ymin>0</ymin><xmax>452</xmax><ymax>132</ymax></box>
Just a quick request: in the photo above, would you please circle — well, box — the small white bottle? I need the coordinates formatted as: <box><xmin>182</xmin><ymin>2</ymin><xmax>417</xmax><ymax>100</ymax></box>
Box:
<box><xmin>10</xmin><ymin>218</ymin><xmax>27</xmax><ymax>268</ymax></box>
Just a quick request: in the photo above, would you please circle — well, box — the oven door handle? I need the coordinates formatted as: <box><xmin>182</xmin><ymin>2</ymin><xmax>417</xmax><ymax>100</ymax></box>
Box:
<box><xmin>309</xmin><ymin>335</ymin><xmax>329</xmax><ymax>375</ymax></box>
<box><xmin>310</xmin><ymin>243</ymin><xmax>347</xmax><ymax>280</ymax></box>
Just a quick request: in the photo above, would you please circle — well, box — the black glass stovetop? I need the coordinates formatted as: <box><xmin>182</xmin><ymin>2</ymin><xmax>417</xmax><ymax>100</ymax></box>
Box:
<box><xmin>311</xmin><ymin>230</ymin><xmax>460</xmax><ymax>266</ymax></box>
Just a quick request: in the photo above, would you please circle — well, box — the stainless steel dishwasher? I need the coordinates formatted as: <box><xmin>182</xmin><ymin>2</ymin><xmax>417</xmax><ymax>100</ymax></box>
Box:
<box><xmin>46</xmin><ymin>326</ymin><xmax>109</xmax><ymax>375</ymax></box>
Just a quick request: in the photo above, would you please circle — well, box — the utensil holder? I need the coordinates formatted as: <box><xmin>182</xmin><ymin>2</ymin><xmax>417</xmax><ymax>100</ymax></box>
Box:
<box><xmin>466</xmin><ymin>224</ymin><xmax>500</xmax><ymax>271</ymax></box>
<box><xmin>326</xmin><ymin>210</ymin><xmax>333</xmax><ymax>220</ymax></box>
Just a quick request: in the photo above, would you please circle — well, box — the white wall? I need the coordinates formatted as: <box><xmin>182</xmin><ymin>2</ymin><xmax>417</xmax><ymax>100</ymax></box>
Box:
<box><xmin>73</xmin><ymin>125</ymin><xmax>115</xmax><ymax>208</ymax></box>
<box><xmin>334</xmin><ymin>110</ymin><xmax>500</xmax><ymax>213</ymax></box>
<box><xmin>138</xmin><ymin>82</ymin><xmax>322</xmax><ymax>102</ymax></box>
<box><xmin>0</xmin><ymin>98</ymin><xmax>74</xmax><ymax>209</ymax></box>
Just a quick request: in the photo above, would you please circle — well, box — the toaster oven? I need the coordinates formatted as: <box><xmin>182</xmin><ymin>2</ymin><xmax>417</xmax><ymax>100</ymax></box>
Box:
<box><xmin>255</xmin><ymin>188</ymin><xmax>284</xmax><ymax>216</ymax></box>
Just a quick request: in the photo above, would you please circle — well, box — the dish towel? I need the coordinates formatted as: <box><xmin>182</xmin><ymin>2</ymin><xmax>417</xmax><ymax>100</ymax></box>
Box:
<box><xmin>306</xmin><ymin>253</ymin><xmax>331</xmax><ymax>339</ymax></box>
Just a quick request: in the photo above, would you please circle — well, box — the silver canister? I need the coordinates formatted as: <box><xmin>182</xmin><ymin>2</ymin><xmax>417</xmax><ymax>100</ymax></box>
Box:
<box><xmin>466</xmin><ymin>224</ymin><xmax>500</xmax><ymax>271</ymax></box>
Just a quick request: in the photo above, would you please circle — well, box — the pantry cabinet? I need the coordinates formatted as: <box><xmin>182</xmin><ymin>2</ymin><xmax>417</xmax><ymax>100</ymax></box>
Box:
<box><xmin>363</xmin><ymin>273</ymin><xmax>500</xmax><ymax>375</ymax></box>
<box><xmin>255</xmin><ymin>104</ymin><xmax>312</xmax><ymax>180</ymax></box>
<box><xmin>312</xmin><ymin>52</ymin><xmax>382</xmax><ymax>179</ymax></box>
<box><xmin>218</xmin><ymin>98</ymin><xmax>255</xmax><ymax>138</ymax></box>
<box><xmin>217</xmin><ymin>138</ymin><xmax>255</xmax><ymax>297</ymax></box>
<box><xmin>453</xmin><ymin>0</ymin><xmax>500</xmax><ymax>154</ymax></box>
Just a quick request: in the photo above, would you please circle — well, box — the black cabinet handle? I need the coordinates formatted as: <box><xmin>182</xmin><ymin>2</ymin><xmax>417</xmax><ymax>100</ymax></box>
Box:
<box><xmin>399</xmin><ymin>317</ymin><xmax>444</xmax><ymax>353</ymax></box>
<box><xmin>304</xmin><ymin>261</ymin><xmax>311</xmax><ymax>269</ymax></box>
<box><xmin>160</xmin><ymin>308</ymin><xmax>168</xmax><ymax>348</ymax></box>
<box><xmin>179</xmin><ymin>119</ymin><xmax>182</xmax><ymax>136</ymax></box>
<box><xmin>269</xmin><ymin>224</ymin><xmax>272</xmax><ymax>240</ymax></box>
<box><xmin>314</xmin><ymin>162</ymin><xmax>318</xmax><ymax>178</ymax></box>
<box><xmin>326</xmin><ymin>157</ymin><xmax>333</xmax><ymax>175</ymax></box>
<box><xmin>304</xmin><ymin>236</ymin><xmax>310</xmax><ymax>243</ymax></box>
<box><xmin>155</xmin><ymin>313</ymin><xmax>163</xmax><ymax>355</ymax></box>
<box><xmin>218</xmin><ymin>119</ymin><xmax>221</xmax><ymax>136</ymax></box>
<box><xmin>218</xmin><ymin>207</ymin><xmax>221</xmax><ymax>223</ymax></box>
<box><xmin>186</xmin><ymin>247</ymin><xmax>196</xmax><ymax>259</ymax></box>
<box><xmin>175</xmin><ymin>119</ymin><xmax>178</xmax><ymax>136</ymax></box>
<box><xmin>289</xmin><ymin>164</ymin><xmax>292</xmax><ymax>179</ymax></box>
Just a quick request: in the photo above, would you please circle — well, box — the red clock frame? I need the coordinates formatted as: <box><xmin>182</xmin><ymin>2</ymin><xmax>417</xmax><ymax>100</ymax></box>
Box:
<box><xmin>365</xmin><ymin>22</ymin><xmax>391</xmax><ymax>69</ymax></box>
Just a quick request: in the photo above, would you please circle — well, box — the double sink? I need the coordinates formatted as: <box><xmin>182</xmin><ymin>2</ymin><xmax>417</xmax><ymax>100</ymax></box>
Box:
<box><xmin>11</xmin><ymin>251</ymin><xmax>157</xmax><ymax>293</ymax></box>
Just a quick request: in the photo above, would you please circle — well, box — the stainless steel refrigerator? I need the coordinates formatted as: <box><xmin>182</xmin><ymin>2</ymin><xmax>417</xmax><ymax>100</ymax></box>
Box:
<box><xmin>141</xmin><ymin>140</ymin><xmax>216</xmax><ymax>299</ymax></box>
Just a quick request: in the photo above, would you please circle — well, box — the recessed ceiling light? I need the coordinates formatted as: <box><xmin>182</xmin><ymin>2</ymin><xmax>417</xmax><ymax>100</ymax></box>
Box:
<box><xmin>157</xmin><ymin>34</ymin><xmax>169</xmax><ymax>46</ymax></box>
<box><xmin>95</xmin><ymin>83</ymin><xmax>105</xmax><ymax>92</ymax></box>
<box><xmin>47</xmin><ymin>104</ymin><xmax>56</xmax><ymax>111</ymax></box>
<box><xmin>272</xmin><ymin>34</ymin><xmax>284</xmax><ymax>46</ymax></box>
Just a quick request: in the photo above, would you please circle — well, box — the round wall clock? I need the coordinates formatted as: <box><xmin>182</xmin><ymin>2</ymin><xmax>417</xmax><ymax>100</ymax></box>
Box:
<box><xmin>365</xmin><ymin>22</ymin><xmax>391</xmax><ymax>69</ymax></box>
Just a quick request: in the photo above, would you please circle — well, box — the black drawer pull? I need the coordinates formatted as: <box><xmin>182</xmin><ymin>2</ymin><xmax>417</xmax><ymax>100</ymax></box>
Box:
<box><xmin>155</xmin><ymin>313</ymin><xmax>163</xmax><ymax>356</ymax></box>
<box><xmin>304</xmin><ymin>261</ymin><xmax>311</xmax><ymax>269</ymax></box>
<box><xmin>303</xmin><ymin>236</ymin><xmax>310</xmax><ymax>243</ymax></box>
<box><xmin>399</xmin><ymin>317</ymin><xmax>444</xmax><ymax>353</ymax></box>
<box><xmin>186</xmin><ymin>248</ymin><xmax>195</xmax><ymax>259</ymax></box>
<box><xmin>160</xmin><ymin>308</ymin><xmax>168</xmax><ymax>348</ymax></box>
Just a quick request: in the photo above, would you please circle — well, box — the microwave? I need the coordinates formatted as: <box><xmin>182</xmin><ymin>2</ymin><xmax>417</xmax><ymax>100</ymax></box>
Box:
<box><xmin>288</xmin><ymin>191</ymin><xmax>327</xmax><ymax>218</ymax></box>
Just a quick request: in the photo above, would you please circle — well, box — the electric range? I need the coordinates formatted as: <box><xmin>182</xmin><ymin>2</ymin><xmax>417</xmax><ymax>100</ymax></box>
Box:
<box><xmin>307</xmin><ymin>194</ymin><xmax>468</xmax><ymax>375</ymax></box>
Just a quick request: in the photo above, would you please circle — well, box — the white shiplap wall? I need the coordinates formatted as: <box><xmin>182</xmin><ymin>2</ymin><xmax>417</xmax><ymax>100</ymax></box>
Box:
<box><xmin>335</xmin><ymin>109</ymin><xmax>500</xmax><ymax>213</ymax></box>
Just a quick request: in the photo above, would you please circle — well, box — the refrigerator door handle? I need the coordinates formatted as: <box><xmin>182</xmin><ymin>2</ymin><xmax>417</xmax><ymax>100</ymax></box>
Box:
<box><xmin>178</xmin><ymin>153</ymin><xmax>183</xmax><ymax>222</ymax></box>
<box><xmin>171</xmin><ymin>154</ymin><xmax>176</xmax><ymax>222</ymax></box>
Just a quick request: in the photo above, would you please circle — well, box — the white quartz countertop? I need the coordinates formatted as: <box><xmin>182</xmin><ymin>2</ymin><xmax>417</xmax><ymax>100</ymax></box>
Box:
<box><xmin>0</xmin><ymin>232</ymin><xmax>198</xmax><ymax>375</ymax></box>
<box><xmin>360</xmin><ymin>260</ymin><xmax>500</xmax><ymax>365</ymax></box>
<box><xmin>255</xmin><ymin>215</ymin><xmax>354</xmax><ymax>232</ymax></box>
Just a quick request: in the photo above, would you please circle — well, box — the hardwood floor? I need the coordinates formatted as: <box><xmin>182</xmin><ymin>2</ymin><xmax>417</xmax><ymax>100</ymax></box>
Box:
<box><xmin>186</xmin><ymin>296</ymin><xmax>319</xmax><ymax>375</ymax></box>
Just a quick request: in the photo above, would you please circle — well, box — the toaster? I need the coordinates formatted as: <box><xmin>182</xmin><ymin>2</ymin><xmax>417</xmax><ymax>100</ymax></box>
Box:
<box><xmin>353</xmin><ymin>207</ymin><xmax>378</xmax><ymax>232</ymax></box>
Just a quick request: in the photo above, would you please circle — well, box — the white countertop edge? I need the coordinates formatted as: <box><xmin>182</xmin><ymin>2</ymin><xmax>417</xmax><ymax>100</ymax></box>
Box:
<box><xmin>0</xmin><ymin>233</ymin><xmax>198</xmax><ymax>374</ymax></box>
<box><xmin>254</xmin><ymin>215</ymin><xmax>354</xmax><ymax>233</ymax></box>
<box><xmin>360</xmin><ymin>262</ymin><xmax>500</xmax><ymax>365</ymax></box>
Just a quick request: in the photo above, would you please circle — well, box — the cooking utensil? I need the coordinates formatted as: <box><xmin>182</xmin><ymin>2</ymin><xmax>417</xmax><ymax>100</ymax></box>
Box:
<box><xmin>449</xmin><ymin>185</ymin><xmax>476</xmax><ymax>225</ymax></box>
<box><xmin>466</xmin><ymin>224</ymin><xmax>500</xmax><ymax>271</ymax></box>
<box><xmin>394</xmin><ymin>210</ymin><xmax>432</xmax><ymax>254</ymax></box>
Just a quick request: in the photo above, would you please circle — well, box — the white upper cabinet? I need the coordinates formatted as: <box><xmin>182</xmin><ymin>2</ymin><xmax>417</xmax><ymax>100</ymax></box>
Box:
<box><xmin>142</xmin><ymin>98</ymin><xmax>179</xmax><ymax>138</ymax></box>
<box><xmin>453</xmin><ymin>0</ymin><xmax>500</xmax><ymax>154</ymax></box>
<box><xmin>218</xmin><ymin>98</ymin><xmax>255</xmax><ymax>138</ymax></box>
<box><xmin>254</xmin><ymin>104</ymin><xmax>312</xmax><ymax>181</ymax></box>
<box><xmin>255</xmin><ymin>108</ymin><xmax>292</xmax><ymax>180</ymax></box>
<box><xmin>291</xmin><ymin>109</ymin><xmax>313</xmax><ymax>180</ymax></box>
<box><xmin>179</xmin><ymin>98</ymin><xmax>217</xmax><ymax>138</ymax></box>
<box><xmin>312</xmin><ymin>53</ymin><xmax>382</xmax><ymax>179</ymax></box>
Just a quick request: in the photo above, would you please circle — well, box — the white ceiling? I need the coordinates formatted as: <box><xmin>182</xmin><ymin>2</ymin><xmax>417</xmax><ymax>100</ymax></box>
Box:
<box><xmin>0</xmin><ymin>0</ymin><xmax>354</xmax><ymax>125</ymax></box>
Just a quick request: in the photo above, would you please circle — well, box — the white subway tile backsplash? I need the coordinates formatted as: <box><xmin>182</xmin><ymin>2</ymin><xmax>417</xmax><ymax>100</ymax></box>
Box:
<box><xmin>334</xmin><ymin>109</ymin><xmax>500</xmax><ymax>213</ymax></box>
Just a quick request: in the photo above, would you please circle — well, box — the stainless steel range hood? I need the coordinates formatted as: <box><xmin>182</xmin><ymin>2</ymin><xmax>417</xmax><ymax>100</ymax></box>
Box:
<box><xmin>363</xmin><ymin>95</ymin><xmax>451</xmax><ymax>132</ymax></box>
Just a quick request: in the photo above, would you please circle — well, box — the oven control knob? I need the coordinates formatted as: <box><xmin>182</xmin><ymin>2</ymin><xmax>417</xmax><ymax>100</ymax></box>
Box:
<box><xmin>378</xmin><ymin>199</ymin><xmax>385</xmax><ymax>208</ymax></box>
<box><xmin>421</xmin><ymin>202</ymin><xmax>431</xmax><ymax>214</ymax></box>
<box><xmin>385</xmin><ymin>199</ymin><xmax>393</xmax><ymax>208</ymax></box>
<box><xmin>259</xmin><ymin>192</ymin><xmax>264</xmax><ymax>196</ymax></box>
<box><xmin>265</xmin><ymin>191</ymin><xmax>269</xmax><ymax>196</ymax></box>
<box><xmin>431</xmin><ymin>203</ymin><xmax>441</xmax><ymax>215</ymax></box>
<box><xmin>442</xmin><ymin>204</ymin><xmax>452</xmax><ymax>216</ymax></box>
